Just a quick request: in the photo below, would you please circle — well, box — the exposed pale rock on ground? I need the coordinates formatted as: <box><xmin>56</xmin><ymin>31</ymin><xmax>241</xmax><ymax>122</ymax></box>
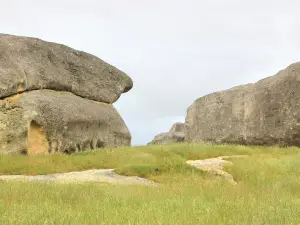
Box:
<box><xmin>0</xmin><ymin>156</ymin><xmax>246</xmax><ymax>186</ymax></box>
<box><xmin>0</xmin><ymin>169</ymin><xmax>158</xmax><ymax>186</ymax></box>
<box><xmin>186</xmin><ymin>155</ymin><xmax>247</xmax><ymax>184</ymax></box>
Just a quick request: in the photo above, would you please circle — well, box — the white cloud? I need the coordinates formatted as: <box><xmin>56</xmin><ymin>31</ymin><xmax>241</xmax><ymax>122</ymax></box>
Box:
<box><xmin>1</xmin><ymin>0</ymin><xmax>300</xmax><ymax>144</ymax></box>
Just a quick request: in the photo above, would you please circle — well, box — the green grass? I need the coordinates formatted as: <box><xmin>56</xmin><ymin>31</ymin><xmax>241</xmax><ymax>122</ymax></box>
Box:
<box><xmin>1</xmin><ymin>143</ymin><xmax>300</xmax><ymax>224</ymax></box>
<box><xmin>0</xmin><ymin>143</ymin><xmax>277</xmax><ymax>176</ymax></box>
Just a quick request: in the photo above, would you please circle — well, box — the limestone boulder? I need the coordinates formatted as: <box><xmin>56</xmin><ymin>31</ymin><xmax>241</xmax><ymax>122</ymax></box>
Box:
<box><xmin>0</xmin><ymin>34</ymin><xmax>133</xmax><ymax>154</ymax></box>
<box><xmin>0</xmin><ymin>33</ymin><xmax>133</xmax><ymax>103</ymax></box>
<box><xmin>0</xmin><ymin>90</ymin><xmax>131</xmax><ymax>154</ymax></box>
<box><xmin>186</xmin><ymin>62</ymin><xmax>300</xmax><ymax>146</ymax></box>
<box><xmin>148</xmin><ymin>122</ymin><xmax>188</xmax><ymax>145</ymax></box>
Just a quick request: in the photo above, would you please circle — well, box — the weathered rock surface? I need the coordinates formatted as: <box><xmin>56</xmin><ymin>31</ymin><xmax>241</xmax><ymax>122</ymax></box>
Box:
<box><xmin>186</xmin><ymin>155</ymin><xmax>247</xmax><ymax>184</ymax></box>
<box><xmin>186</xmin><ymin>62</ymin><xmax>300</xmax><ymax>146</ymax></box>
<box><xmin>0</xmin><ymin>90</ymin><xmax>131</xmax><ymax>154</ymax></box>
<box><xmin>0</xmin><ymin>33</ymin><xmax>133</xmax><ymax>103</ymax></box>
<box><xmin>148</xmin><ymin>122</ymin><xmax>188</xmax><ymax>145</ymax></box>
<box><xmin>0</xmin><ymin>34</ymin><xmax>133</xmax><ymax>154</ymax></box>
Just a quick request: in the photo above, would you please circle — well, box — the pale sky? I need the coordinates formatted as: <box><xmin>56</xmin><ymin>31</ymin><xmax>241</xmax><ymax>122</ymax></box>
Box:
<box><xmin>1</xmin><ymin>0</ymin><xmax>300</xmax><ymax>145</ymax></box>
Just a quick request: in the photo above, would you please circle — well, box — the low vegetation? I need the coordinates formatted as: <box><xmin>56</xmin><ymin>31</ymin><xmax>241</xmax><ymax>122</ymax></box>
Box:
<box><xmin>1</xmin><ymin>143</ymin><xmax>300</xmax><ymax>224</ymax></box>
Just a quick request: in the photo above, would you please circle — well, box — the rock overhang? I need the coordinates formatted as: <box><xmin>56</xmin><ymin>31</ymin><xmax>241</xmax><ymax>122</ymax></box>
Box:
<box><xmin>0</xmin><ymin>33</ymin><xmax>133</xmax><ymax>104</ymax></box>
<box><xmin>0</xmin><ymin>33</ymin><xmax>133</xmax><ymax>154</ymax></box>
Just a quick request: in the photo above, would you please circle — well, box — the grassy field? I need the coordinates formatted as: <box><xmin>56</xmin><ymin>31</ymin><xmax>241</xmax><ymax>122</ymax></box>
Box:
<box><xmin>1</xmin><ymin>143</ymin><xmax>300</xmax><ymax>224</ymax></box>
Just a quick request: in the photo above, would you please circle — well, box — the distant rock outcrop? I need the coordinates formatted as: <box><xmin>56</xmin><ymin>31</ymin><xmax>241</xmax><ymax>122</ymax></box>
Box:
<box><xmin>148</xmin><ymin>122</ymin><xmax>188</xmax><ymax>145</ymax></box>
<box><xmin>186</xmin><ymin>62</ymin><xmax>300</xmax><ymax>147</ymax></box>
<box><xmin>0</xmin><ymin>34</ymin><xmax>132</xmax><ymax>154</ymax></box>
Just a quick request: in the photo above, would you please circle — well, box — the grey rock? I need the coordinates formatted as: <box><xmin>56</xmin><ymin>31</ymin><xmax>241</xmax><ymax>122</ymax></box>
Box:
<box><xmin>0</xmin><ymin>90</ymin><xmax>131</xmax><ymax>154</ymax></box>
<box><xmin>0</xmin><ymin>34</ymin><xmax>133</xmax><ymax>154</ymax></box>
<box><xmin>148</xmin><ymin>122</ymin><xmax>188</xmax><ymax>145</ymax></box>
<box><xmin>186</xmin><ymin>62</ymin><xmax>300</xmax><ymax>146</ymax></box>
<box><xmin>0</xmin><ymin>33</ymin><xmax>133</xmax><ymax>103</ymax></box>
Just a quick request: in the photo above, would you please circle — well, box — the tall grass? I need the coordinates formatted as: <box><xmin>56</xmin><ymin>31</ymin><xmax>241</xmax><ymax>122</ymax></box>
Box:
<box><xmin>0</xmin><ymin>143</ymin><xmax>300</xmax><ymax>224</ymax></box>
<box><xmin>0</xmin><ymin>143</ymin><xmax>289</xmax><ymax>176</ymax></box>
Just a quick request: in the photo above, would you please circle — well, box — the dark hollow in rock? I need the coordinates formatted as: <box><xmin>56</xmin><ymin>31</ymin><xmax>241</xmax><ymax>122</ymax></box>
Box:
<box><xmin>0</xmin><ymin>90</ymin><xmax>131</xmax><ymax>154</ymax></box>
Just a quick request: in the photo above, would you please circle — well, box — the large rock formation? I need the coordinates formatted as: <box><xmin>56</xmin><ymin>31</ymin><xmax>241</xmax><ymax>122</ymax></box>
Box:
<box><xmin>186</xmin><ymin>62</ymin><xmax>300</xmax><ymax>147</ymax></box>
<box><xmin>0</xmin><ymin>34</ymin><xmax>133</xmax><ymax>103</ymax></box>
<box><xmin>148</xmin><ymin>122</ymin><xmax>188</xmax><ymax>145</ymax></box>
<box><xmin>0</xmin><ymin>34</ymin><xmax>132</xmax><ymax>154</ymax></box>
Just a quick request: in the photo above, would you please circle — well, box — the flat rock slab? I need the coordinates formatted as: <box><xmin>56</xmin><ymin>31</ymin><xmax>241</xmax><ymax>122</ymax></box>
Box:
<box><xmin>0</xmin><ymin>169</ymin><xmax>158</xmax><ymax>186</ymax></box>
<box><xmin>186</xmin><ymin>155</ymin><xmax>247</xmax><ymax>184</ymax></box>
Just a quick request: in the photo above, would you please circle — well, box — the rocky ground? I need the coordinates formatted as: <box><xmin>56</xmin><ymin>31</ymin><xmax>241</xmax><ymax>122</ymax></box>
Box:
<box><xmin>0</xmin><ymin>169</ymin><xmax>158</xmax><ymax>186</ymax></box>
<box><xmin>0</xmin><ymin>155</ymin><xmax>245</xmax><ymax>186</ymax></box>
<box><xmin>187</xmin><ymin>155</ymin><xmax>247</xmax><ymax>184</ymax></box>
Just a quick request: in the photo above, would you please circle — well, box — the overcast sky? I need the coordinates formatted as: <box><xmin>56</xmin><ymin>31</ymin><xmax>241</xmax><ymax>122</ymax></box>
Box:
<box><xmin>1</xmin><ymin>0</ymin><xmax>300</xmax><ymax>145</ymax></box>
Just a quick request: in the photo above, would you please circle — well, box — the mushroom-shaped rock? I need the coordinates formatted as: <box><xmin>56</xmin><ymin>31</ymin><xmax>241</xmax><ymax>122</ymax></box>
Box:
<box><xmin>0</xmin><ymin>34</ymin><xmax>133</xmax><ymax>154</ymax></box>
